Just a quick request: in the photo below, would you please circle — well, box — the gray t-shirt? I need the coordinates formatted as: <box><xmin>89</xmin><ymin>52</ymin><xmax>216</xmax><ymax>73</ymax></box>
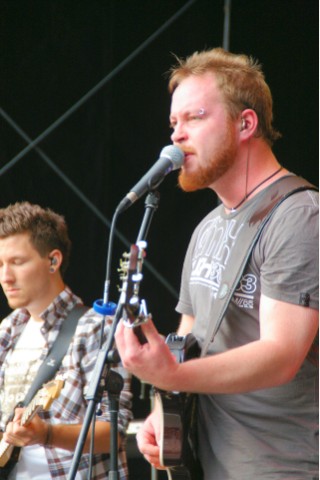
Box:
<box><xmin>176</xmin><ymin>181</ymin><xmax>319</xmax><ymax>479</ymax></box>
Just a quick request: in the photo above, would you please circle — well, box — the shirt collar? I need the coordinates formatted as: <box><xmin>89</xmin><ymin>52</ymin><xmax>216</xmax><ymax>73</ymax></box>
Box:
<box><xmin>39</xmin><ymin>286</ymin><xmax>83</xmax><ymax>331</ymax></box>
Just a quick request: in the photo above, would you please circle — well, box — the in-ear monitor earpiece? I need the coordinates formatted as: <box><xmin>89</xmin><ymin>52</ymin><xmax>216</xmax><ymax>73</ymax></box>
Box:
<box><xmin>240</xmin><ymin>118</ymin><xmax>246</xmax><ymax>131</ymax></box>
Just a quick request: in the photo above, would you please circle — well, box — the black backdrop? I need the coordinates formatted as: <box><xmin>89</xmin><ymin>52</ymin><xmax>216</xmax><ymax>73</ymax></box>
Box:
<box><xmin>1</xmin><ymin>0</ymin><xmax>319</xmax><ymax>477</ymax></box>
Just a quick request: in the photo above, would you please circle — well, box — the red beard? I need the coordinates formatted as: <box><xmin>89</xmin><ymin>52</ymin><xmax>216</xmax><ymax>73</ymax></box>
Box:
<box><xmin>178</xmin><ymin>125</ymin><xmax>238</xmax><ymax>192</ymax></box>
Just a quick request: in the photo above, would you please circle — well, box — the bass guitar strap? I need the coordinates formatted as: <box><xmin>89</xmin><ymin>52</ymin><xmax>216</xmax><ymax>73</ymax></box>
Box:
<box><xmin>200</xmin><ymin>175</ymin><xmax>317</xmax><ymax>358</ymax></box>
<box><xmin>22</xmin><ymin>304</ymin><xmax>88</xmax><ymax>406</ymax></box>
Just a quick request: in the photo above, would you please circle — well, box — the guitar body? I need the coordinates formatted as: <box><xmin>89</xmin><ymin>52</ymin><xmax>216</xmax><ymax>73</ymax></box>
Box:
<box><xmin>156</xmin><ymin>392</ymin><xmax>199</xmax><ymax>480</ymax></box>
<box><xmin>156</xmin><ymin>333</ymin><xmax>204</xmax><ymax>480</ymax></box>
<box><xmin>0</xmin><ymin>439</ymin><xmax>20</xmax><ymax>480</ymax></box>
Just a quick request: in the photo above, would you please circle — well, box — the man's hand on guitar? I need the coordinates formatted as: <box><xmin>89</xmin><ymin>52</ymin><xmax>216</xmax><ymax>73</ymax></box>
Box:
<box><xmin>3</xmin><ymin>408</ymin><xmax>48</xmax><ymax>447</ymax></box>
<box><xmin>136</xmin><ymin>411</ymin><xmax>165</xmax><ymax>470</ymax></box>
<box><xmin>115</xmin><ymin>316</ymin><xmax>179</xmax><ymax>391</ymax></box>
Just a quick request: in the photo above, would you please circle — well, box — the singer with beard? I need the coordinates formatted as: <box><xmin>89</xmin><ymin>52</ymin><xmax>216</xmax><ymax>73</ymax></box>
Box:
<box><xmin>115</xmin><ymin>47</ymin><xmax>319</xmax><ymax>479</ymax></box>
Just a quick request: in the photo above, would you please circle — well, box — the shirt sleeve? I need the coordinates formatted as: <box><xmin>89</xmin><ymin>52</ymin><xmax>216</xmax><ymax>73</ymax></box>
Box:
<box><xmin>257</xmin><ymin>190</ymin><xmax>319</xmax><ymax>309</ymax></box>
<box><xmin>51</xmin><ymin>309</ymin><xmax>133</xmax><ymax>435</ymax></box>
<box><xmin>176</xmin><ymin>229</ymin><xmax>198</xmax><ymax>316</ymax></box>
<box><xmin>81</xmin><ymin>312</ymin><xmax>133</xmax><ymax>435</ymax></box>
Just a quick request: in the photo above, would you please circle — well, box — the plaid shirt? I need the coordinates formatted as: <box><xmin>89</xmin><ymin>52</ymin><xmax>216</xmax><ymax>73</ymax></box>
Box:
<box><xmin>0</xmin><ymin>287</ymin><xmax>133</xmax><ymax>479</ymax></box>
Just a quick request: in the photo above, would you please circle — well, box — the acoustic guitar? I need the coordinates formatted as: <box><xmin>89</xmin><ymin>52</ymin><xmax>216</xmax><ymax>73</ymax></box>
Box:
<box><xmin>119</xmin><ymin>243</ymin><xmax>203</xmax><ymax>479</ymax></box>
<box><xmin>155</xmin><ymin>333</ymin><xmax>203</xmax><ymax>480</ymax></box>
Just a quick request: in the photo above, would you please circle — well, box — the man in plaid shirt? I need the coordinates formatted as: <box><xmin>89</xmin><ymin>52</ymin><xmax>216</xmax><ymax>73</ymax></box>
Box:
<box><xmin>0</xmin><ymin>202</ymin><xmax>132</xmax><ymax>479</ymax></box>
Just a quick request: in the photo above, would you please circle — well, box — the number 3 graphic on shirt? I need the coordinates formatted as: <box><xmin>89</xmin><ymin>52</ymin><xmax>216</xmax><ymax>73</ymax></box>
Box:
<box><xmin>237</xmin><ymin>274</ymin><xmax>257</xmax><ymax>294</ymax></box>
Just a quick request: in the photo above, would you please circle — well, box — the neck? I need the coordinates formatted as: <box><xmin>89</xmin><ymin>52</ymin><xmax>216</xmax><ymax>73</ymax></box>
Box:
<box><xmin>225</xmin><ymin>165</ymin><xmax>283</xmax><ymax>212</ymax></box>
<box><xmin>27</xmin><ymin>280</ymin><xmax>65</xmax><ymax>321</ymax></box>
<box><xmin>214</xmin><ymin>141</ymin><xmax>285</xmax><ymax>212</ymax></box>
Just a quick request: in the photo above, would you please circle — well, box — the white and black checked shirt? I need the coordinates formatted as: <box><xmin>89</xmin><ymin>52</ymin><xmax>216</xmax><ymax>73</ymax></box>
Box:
<box><xmin>0</xmin><ymin>287</ymin><xmax>133</xmax><ymax>479</ymax></box>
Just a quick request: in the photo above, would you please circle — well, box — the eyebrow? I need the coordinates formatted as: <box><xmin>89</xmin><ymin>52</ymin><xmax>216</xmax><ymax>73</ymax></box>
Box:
<box><xmin>169</xmin><ymin>108</ymin><xmax>207</xmax><ymax>122</ymax></box>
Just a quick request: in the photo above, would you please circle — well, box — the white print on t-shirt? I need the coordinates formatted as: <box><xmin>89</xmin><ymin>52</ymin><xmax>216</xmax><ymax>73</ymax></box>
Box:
<box><xmin>190</xmin><ymin>216</ymin><xmax>244</xmax><ymax>297</ymax></box>
<box><xmin>233</xmin><ymin>273</ymin><xmax>257</xmax><ymax>309</ymax></box>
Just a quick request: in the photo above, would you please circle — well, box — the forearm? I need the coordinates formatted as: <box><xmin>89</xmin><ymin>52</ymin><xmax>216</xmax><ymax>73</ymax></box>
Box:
<box><xmin>165</xmin><ymin>299</ymin><xmax>318</xmax><ymax>395</ymax></box>
<box><xmin>116</xmin><ymin>301</ymin><xmax>318</xmax><ymax>395</ymax></box>
<box><xmin>47</xmin><ymin>421</ymin><xmax>118</xmax><ymax>453</ymax></box>
<box><xmin>162</xmin><ymin>339</ymin><xmax>295</xmax><ymax>394</ymax></box>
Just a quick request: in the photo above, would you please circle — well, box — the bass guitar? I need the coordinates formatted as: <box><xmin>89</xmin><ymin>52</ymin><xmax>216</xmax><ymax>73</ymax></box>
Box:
<box><xmin>0</xmin><ymin>378</ymin><xmax>64</xmax><ymax>479</ymax></box>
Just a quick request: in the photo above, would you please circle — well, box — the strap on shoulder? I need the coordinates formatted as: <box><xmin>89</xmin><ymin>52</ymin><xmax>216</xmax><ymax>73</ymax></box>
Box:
<box><xmin>23</xmin><ymin>304</ymin><xmax>89</xmax><ymax>405</ymax></box>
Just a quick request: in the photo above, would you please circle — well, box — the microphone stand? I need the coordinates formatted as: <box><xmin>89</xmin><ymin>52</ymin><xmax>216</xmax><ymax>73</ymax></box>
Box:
<box><xmin>136</xmin><ymin>190</ymin><xmax>160</xmax><ymax>242</ymax></box>
<box><xmin>67</xmin><ymin>190</ymin><xmax>160</xmax><ymax>480</ymax></box>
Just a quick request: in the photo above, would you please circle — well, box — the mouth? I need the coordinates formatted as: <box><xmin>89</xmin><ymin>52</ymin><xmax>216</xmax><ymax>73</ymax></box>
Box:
<box><xmin>181</xmin><ymin>150</ymin><xmax>195</xmax><ymax>167</ymax></box>
<box><xmin>5</xmin><ymin>288</ymin><xmax>19</xmax><ymax>296</ymax></box>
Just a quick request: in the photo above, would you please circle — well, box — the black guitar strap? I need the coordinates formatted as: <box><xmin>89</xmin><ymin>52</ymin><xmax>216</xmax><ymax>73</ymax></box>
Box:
<box><xmin>22</xmin><ymin>304</ymin><xmax>88</xmax><ymax>405</ymax></box>
<box><xmin>200</xmin><ymin>175</ymin><xmax>318</xmax><ymax>357</ymax></box>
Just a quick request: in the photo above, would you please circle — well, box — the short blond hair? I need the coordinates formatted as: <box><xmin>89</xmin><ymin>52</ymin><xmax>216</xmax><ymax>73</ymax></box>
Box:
<box><xmin>168</xmin><ymin>48</ymin><xmax>281</xmax><ymax>146</ymax></box>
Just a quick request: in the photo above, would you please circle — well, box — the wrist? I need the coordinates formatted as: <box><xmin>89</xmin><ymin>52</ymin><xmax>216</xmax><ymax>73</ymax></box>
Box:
<box><xmin>42</xmin><ymin>423</ymin><xmax>53</xmax><ymax>447</ymax></box>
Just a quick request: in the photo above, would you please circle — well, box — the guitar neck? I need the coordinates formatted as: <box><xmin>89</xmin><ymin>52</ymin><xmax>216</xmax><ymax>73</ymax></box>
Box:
<box><xmin>0</xmin><ymin>379</ymin><xmax>64</xmax><ymax>473</ymax></box>
<box><xmin>21</xmin><ymin>402</ymin><xmax>42</xmax><ymax>426</ymax></box>
<box><xmin>133</xmin><ymin>325</ymin><xmax>147</xmax><ymax>345</ymax></box>
<box><xmin>0</xmin><ymin>399</ymin><xmax>41</xmax><ymax>465</ymax></box>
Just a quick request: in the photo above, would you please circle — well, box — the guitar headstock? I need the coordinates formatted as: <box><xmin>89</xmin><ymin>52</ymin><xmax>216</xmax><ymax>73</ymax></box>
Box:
<box><xmin>118</xmin><ymin>241</ymin><xmax>149</xmax><ymax>342</ymax></box>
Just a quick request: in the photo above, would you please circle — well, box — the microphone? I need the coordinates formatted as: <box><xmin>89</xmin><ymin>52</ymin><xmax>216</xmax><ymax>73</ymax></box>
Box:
<box><xmin>116</xmin><ymin>145</ymin><xmax>184</xmax><ymax>214</ymax></box>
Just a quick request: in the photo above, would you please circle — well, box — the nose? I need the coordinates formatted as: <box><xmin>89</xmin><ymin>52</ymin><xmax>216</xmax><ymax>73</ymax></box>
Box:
<box><xmin>0</xmin><ymin>264</ymin><xmax>14</xmax><ymax>284</ymax></box>
<box><xmin>170</xmin><ymin>122</ymin><xmax>187</xmax><ymax>144</ymax></box>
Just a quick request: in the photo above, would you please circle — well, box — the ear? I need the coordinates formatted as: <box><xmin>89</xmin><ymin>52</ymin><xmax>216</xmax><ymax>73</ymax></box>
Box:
<box><xmin>48</xmin><ymin>249</ymin><xmax>63</xmax><ymax>270</ymax></box>
<box><xmin>238</xmin><ymin>109</ymin><xmax>258</xmax><ymax>140</ymax></box>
